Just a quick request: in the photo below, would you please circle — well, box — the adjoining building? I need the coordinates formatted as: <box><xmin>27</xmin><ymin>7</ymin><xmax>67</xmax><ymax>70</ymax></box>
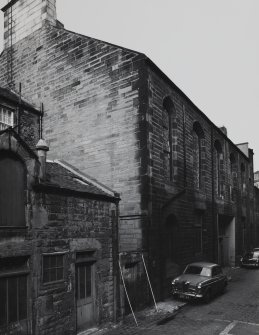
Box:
<box><xmin>0</xmin><ymin>88</ymin><xmax>120</xmax><ymax>334</ymax></box>
<box><xmin>0</xmin><ymin>0</ymin><xmax>257</xmax><ymax>327</ymax></box>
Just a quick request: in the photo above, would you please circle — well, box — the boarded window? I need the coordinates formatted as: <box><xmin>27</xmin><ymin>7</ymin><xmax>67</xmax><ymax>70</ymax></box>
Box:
<box><xmin>43</xmin><ymin>254</ymin><xmax>64</xmax><ymax>283</ymax></box>
<box><xmin>0</xmin><ymin>275</ymin><xmax>27</xmax><ymax>326</ymax></box>
<box><xmin>0</xmin><ymin>153</ymin><xmax>26</xmax><ymax>227</ymax></box>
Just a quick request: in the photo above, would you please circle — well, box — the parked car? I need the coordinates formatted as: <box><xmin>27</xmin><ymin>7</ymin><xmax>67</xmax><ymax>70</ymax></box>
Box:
<box><xmin>171</xmin><ymin>262</ymin><xmax>228</xmax><ymax>303</ymax></box>
<box><xmin>253</xmin><ymin>247</ymin><xmax>259</xmax><ymax>252</ymax></box>
<box><xmin>240</xmin><ymin>251</ymin><xmax>259</xmax><ymax>268</ymax></box>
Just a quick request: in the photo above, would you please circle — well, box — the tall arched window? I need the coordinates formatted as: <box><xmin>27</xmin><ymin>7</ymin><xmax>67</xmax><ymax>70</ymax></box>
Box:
<box><xmin>193</xmin><ymin>122</ymin><xmax>205</xmax><ymax>189</ymax></box>
<box><xmin>162</xmin><ymin>97</ymin><xmax>175</xmax><ymax>182</ymax></box>
<box><xmin>214</xmin><ymin>140</ymin><xmax>223</xmax><ymax>197</ymax></box>
<box><xmin>0</xmin><ymin>152</ymin><xmax>26</xmax><ymax>227</ymax></box>
<box><xmin>241</xmin><ymin>163</ymin><xmax>246</xmax><ymax>194</ymax></box>
<box><xmin>229</xmin><ymin>153</ymin><xmax>236</xmax><ymax>201</ymax></box>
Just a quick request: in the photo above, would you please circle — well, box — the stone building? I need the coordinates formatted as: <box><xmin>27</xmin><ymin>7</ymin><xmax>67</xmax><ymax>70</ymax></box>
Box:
<box><xmin>0</xmin><ymin>0</ymin><xmax>256</xmax><ymax>319</ymax></box>
<box><xmin>0</xmin><ymin>88</ymin><xmax>120</xmax><ymax>334</ymax></box>
<box><xmin>254</xmin><ymin>170</ymin><xmax>259</xmax><ymax>189</ymax></box>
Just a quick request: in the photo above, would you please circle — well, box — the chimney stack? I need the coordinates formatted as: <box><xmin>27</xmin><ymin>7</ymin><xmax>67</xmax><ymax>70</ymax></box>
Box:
<box><xmin>2</xmin><ymin>0</ymin><xmax>57</xmax><ymax>49</ymax></box>
<box><xmin>36</xmin><ymin>139</ymin><xmax>49</xmax><ymax>181</ymax></box>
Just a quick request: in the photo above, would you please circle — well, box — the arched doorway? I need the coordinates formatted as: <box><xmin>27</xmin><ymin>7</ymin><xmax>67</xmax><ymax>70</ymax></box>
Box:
<box><xmin>163</xmin><ymin>214</ymin><xmax>180</xmax><ymax>296</ymax></box>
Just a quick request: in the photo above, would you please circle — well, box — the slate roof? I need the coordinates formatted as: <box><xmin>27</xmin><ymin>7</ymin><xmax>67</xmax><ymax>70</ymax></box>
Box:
<box><xmin>45</xmin><ymin>160</ymin><xmax>117</xmax><ymax>200</ymax></box>
<box><xmin>0</xmin><ymin>87</ymin><xmax>41</xmax><ymax>114</ymax></box>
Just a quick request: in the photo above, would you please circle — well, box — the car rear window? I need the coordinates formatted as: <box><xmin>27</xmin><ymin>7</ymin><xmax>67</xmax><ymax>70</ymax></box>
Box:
<box><xmin>184</xmin><ymin>265</ymin><xmax>211</xmax><ymax>277</ymax></box>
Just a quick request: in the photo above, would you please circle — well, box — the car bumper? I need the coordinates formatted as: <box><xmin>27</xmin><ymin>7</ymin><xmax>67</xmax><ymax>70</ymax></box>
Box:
<box><xmin>172</xmin><ymin>289</ymin><xmax>203</xmax><ymax>299</ymax></box>
<box><xmin>241</xmin><ymin>262</ymin><xmax>259</xmax><ymax>267</ymax></box>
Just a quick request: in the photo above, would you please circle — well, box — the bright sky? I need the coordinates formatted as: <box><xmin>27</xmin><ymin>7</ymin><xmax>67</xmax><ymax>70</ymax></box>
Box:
<box><xmin>0</xmin><ymin>0</ymin><xmax>259</xmax><ymax>169</ymax></box>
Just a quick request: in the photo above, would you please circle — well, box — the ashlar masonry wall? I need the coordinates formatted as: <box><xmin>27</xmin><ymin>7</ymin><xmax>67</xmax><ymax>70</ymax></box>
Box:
<box><xmin>0</xmin><ymin>23</ymin><xmax>146</xmax><ymax>253</ymax></box>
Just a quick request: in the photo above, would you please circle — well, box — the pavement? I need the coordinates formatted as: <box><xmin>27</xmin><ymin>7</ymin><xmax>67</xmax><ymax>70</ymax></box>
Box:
<box><xmin>78</xmin><ymin>299</ymin><xmax>185</xmax><ymax>335</ymax></box>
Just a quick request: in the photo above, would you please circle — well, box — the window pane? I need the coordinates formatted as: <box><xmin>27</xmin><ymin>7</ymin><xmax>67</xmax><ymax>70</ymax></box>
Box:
<box><xmin>8</xmin><ymin>277</ymin><xmax>18</xmax><ymax>323</ymax></box>
<box><xmin>56</xmin><ymin>255</ymin><xmax>63</xmax><ymax>267</ymax></box>
<box><xmin>43</xmin><ymin>256</ymin><xmax>50</xmax><ymax>269</ymax></box>
<box><xmin>43</xmin><ymin>255</ymin><xmax>64</xmax><ymax>283</ymax></box>
<box><xmin>85</xmin><ymin>265</ymin><xmax>92</xmax><ymax>297</ymax></box>
<box><xmin>56</xmin><ymin>268</ymin><xmax>63</xmax><ymax>281</ymax></box>
<box><xmin>79</xmin><ymin>266</ymin><xmax>86</xmax><ymax>299</ymax></box>
<box><xmin>50</xmin><ymin>255</ymin><xmax>57</xmax><ymax>269</ymax></box>
<box><xmin>0</xmin><ymin>278</ymin><xmax>7</xmax><ymax>326</ymax></box>
<box><xmin>18</xmin><ymin>276</ymin><xmax>27</xmax><ymax>320</ymax></box>
<box><xmin>49</xmin><ymin>268</ymin><xmax>56</xmax><ymax>282</ymax></box>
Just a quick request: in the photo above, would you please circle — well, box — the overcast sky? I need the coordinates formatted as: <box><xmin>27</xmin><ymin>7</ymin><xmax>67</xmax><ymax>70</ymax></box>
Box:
<box><xmin>0</xmin><ymin>0</ymin><xmax>259</xmax><ymax>169</ymax></box>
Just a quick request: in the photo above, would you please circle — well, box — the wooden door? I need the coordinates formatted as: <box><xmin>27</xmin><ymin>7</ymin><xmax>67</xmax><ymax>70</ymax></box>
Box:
<box><xmin>76</xmin><ymin>263</ymin><xmax>95</xmax><ymax>331</ymax></box>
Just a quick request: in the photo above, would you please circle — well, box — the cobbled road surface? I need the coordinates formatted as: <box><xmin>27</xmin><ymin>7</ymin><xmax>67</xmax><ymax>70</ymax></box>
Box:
<box><xmin>139</xmin><ymin>267</ymin><xmax>259</xmax><ymax>334</ymax></box>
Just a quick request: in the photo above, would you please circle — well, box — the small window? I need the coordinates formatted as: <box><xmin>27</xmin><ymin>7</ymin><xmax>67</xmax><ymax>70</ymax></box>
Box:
<box><xmin>43</xmin><ymin>254</ymin><xmax>64</xmax><ymax>283</ymax></box>
<box><xmin>0</xmin><ymin>275</ymin><xmax>27</xmax><ymax>326</ymax></box>
<box><xmin>0</xmin><ymin>106</ymin><xmax>14</xmax><ymax>131</ymax></box>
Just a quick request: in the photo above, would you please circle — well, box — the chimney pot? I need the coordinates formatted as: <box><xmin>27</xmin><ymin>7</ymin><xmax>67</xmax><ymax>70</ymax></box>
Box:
<box><xmin>36</xmin><ymin>139</ymin><xmax>49</xmax><ymax>181</ymax></box>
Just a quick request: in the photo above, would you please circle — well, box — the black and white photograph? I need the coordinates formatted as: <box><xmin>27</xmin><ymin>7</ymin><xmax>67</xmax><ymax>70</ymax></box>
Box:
<box><xmin>0</xmin><ymin>1</ymin><xmax>259</xmax><ymax>334</ymax></box>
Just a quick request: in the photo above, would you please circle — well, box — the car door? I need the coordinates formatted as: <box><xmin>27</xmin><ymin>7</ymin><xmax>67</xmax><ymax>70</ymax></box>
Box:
<box><xmin>211</xmin><ymin>266</ymin><xmax>224</xmax><ymax>294</ymax></box>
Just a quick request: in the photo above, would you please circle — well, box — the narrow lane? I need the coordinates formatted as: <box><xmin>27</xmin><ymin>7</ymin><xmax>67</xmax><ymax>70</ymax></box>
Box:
<box><xmin>139</xmin><ymin>267</ymin><xmax>259</xmax><ymax>334</ymax></box>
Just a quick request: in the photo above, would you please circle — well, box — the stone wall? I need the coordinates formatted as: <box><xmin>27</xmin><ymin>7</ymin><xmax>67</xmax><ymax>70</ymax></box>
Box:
<box><xmin>0</xmin><ymin>130</ymin><xmax>117</xmax><ymax>335</ymax></box>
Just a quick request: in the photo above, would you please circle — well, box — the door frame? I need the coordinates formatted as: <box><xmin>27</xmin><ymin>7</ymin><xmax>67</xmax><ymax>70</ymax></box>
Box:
<box><xmin>75</xmin><ymin>260</ymin><xmax>96</xmax><ymax>333</ymax></box>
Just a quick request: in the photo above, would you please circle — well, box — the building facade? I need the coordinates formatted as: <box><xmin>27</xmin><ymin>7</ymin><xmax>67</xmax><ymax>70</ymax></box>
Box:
<box><xmin>0</xmin><ymin>0</ymin><xmax>257</xmax><ymax>318</ymax></box>
<box><xmin>0</xmin><ymin>89</ymin><xmax>120</xmax><ymax>334</ymax></box>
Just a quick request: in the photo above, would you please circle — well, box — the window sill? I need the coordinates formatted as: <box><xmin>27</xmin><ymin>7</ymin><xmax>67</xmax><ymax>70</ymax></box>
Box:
<box><xmin>0</xmin><ymin>226</ymin><xmax>28</xmax><ymax>229</ymax></box>
<box><xmin>42</xmin><ymin>279</ymin><xmax>65</xmax><ymax>287</ymax></box>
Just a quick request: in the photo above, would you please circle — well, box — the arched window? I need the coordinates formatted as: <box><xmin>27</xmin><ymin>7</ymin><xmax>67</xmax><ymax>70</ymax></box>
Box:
<box><xmin>241</xmin><ymin>163</ymin><xmax>246</xmax><ymax>194</ymax></box>
<box><xmin>165</xmin><ymin>214</ymin><xmax>179</xmax><ymax>262</ymax></box>
<box><xmin>0</xmin><ymin>152</ymin><xmax>26</xmax><ymax>227</ymax></box>
<box><xmin>229</xmin><ymin>153</ymin><xmax>236</xmax><ymax>201</ymax></box>
<box><xmin>193</xmin><ymin>122</ymin><xmax>205</xmax><ymax>189</ymax></box>
<box><xmin>162</xmin><ymin>97</ymin><xmax>175</xmax><ymax>182</ymax></box>
<box><xmin>214</xmin><ymin>140</ymin><xmax>223</xmax><ymax>197</ymax></box>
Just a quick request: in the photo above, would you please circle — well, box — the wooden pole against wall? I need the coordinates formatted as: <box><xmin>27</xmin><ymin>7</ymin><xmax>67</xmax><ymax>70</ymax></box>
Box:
<box><xmin>118</xmin><ymin>259</ymin><xmax>138</xmax><ymax>327</ymax></box>
<box><xmin>141</xmin><ymin>253</ymin><xmax>158</xmax><ymax>312</ymax></box>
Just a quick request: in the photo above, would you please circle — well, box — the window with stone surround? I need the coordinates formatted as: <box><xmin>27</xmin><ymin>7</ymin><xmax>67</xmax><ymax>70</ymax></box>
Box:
<box><xmin>42</xmin><ymin>254</ymin><xmax>64</xmax><ymax>283</ymax></box>
<box><xmin>193</xmin><ymin>122</ymin><xmax>205</xmax><ymax>189</ymax></box>
<box><xmin>214</xmin><ymin>140</ymin><xmax>224</xmax><ymax>198</ymax></box>
<box><xmin>0</xmin><ymin>105</ymin><xmax>14</xmax><ymax>131</ymax></box>
<box><xmin>0</xmin><ymin>257</ymin><xmax>29</xmax><ymax>327</ymax></box>
<box><xmin>241</xmin><ymin>163</ymin><xmax>246</xmax><ymax>194</ymax></box>
<box><xmin>162</xmin><ymin>97</ymin><xmax>176</xmax><ymax>182</ymax></box>
<box><xmin>229</xmin><ymin>153</ymin><xmax>236</xmax><ymax>201</ymax></box>
<box><xmin>0</xmin><ymin>152</ymin><xmax>26</xmax><ymax>227</ymax></box>
<box><xmin>0</xmin><ymin>276</ymin><xmax>27</xmax><ymax>326</ymax></box>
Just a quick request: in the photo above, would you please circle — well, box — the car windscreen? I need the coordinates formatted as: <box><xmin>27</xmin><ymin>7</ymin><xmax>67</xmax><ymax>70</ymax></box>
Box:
<box><xmin>253</xmin><ymin>251</ymin><xmax>259</xmax><ymax>258</ymax></box>
<box><xmin>184</xmin><ymin>265</ymin><xmax>211</xmax><ymax>277</ymax></box>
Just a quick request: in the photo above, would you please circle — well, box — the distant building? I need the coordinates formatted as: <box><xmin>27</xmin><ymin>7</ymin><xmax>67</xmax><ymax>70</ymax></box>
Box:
<box><xmin>0</xmin><ymin>0</ymin><xmax>257</xmax><ymax>333</ymax></box>
<box><xmin>0</xmin><ymin>88</ymin><xmax>120</xmax><ymax>334</ymax></box>
<box><xmin>254</xmin><ymin>171</ymin><xmax>259</xmax><ymax>188</ymax></box>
